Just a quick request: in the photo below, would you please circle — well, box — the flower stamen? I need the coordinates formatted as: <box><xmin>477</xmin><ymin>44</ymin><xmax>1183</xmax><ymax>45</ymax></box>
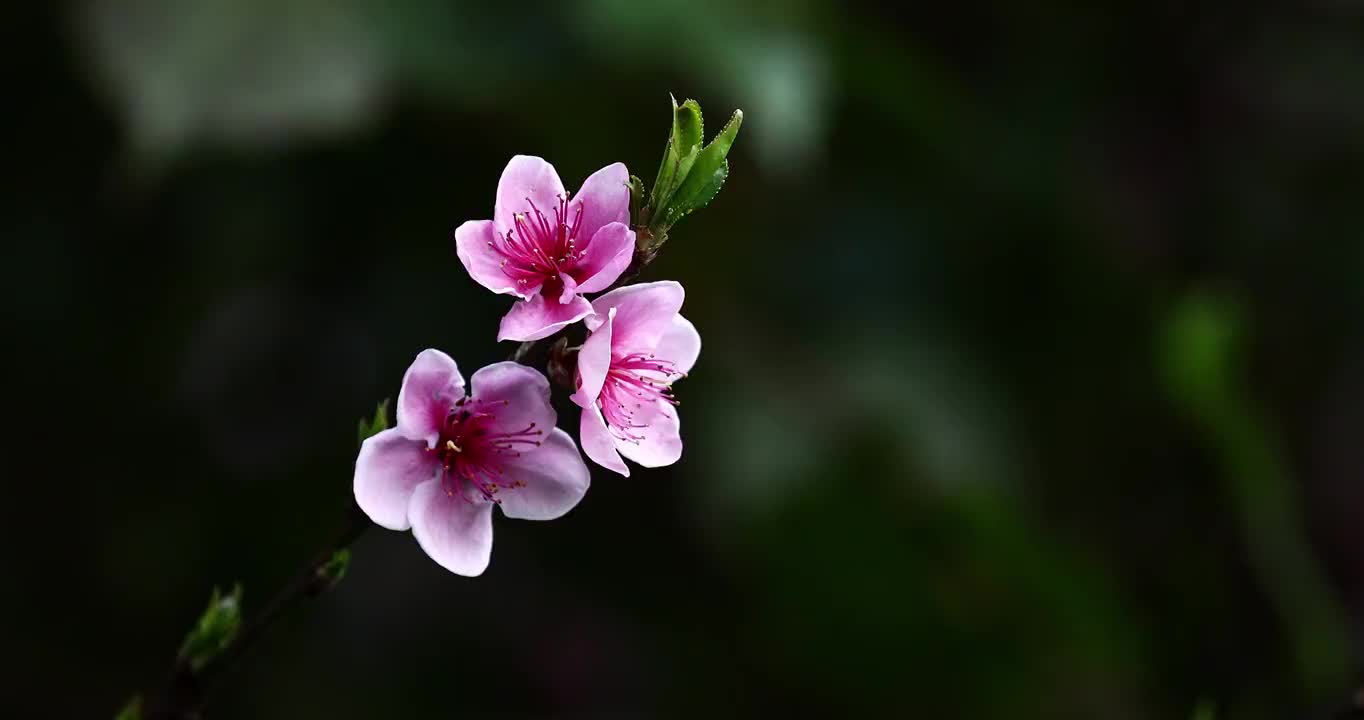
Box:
<box><xmin>429</xmin><ymin>397</ymin><xmax>544</xmax><ymax>503</ymax></box>
<box><xmin>489</xmin><ymin>195</ymin><xmax>589</xmax><ymax>297</ymax></box>
<box><xmin>597</xmin><ymin>353</ymin><xmax>684</xmax><ymax>443</ymax></box>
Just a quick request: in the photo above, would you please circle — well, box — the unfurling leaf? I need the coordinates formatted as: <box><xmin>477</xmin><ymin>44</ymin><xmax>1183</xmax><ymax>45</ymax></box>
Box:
<box><xmin>669</xmin><ymin>109</ymin><xmax>742</xmax><ymax>218</ymax></box>
<box><xmin>642</xmin><ymin>95</ymin><xmax>742</xmax><ymax>249</ymax></box>
<box><xmin>649</xmin><ymin>95</ymin><xmax>704</xmax><ymax>218</ymax></box>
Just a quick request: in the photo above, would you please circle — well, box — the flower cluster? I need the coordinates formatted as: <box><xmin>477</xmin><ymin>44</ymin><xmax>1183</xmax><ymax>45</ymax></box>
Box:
<box><xmin>355</xmin><ymin>156</ymin><xmax>701</xmax><ymax>576</ymax></box>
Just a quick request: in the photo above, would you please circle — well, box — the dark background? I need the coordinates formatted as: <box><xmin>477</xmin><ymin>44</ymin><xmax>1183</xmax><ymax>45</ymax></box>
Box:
<box><xmin>6</xmin><ymin>1</ymin><xmax>1364</xmax><ymax>718</ymax></box>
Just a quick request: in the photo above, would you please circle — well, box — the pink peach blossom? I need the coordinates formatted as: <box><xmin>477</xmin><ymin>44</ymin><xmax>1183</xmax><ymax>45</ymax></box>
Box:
<box><xmin>570</xmin><ymin>281</ymin><xmax>700</xmax><ymax>477</ymax></box>
<box><xmin>354</xmin><ymin>349</ymin><xmax>590</xmax><ymax>576</ymax></box>
<box><xmin>455</xmin><ymin>156</ymin><xmax>636</xmax><ymax>342</ymax></box>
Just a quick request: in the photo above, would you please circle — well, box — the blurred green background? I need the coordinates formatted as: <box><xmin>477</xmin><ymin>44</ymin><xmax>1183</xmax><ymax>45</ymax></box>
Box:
<box><xmin>7</xmin><ymin>1</ymin><xmax>1364</xmax><ymax>718</ymax></box>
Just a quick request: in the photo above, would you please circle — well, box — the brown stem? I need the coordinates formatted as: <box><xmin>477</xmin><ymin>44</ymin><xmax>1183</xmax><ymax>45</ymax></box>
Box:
<box><xmin>141</xmin><ymin>230</ymin><xmax>661</xmax><ymax>719</ymax></box>
<box><xmin>146</xmin><ymin>500</ymin><xmax>373</xmax><ymax>720</ymax></box>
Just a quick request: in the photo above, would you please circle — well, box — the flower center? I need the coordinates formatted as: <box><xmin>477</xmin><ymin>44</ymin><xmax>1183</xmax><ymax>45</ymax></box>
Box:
<box><xmin>429</xmin><ymin>397</ymin><xmax>544</xmax><ymax>503</ymax></box>
<box><xmin>488</xmin><ymin>193</ymin><xmax>588</xmax><ymax>297</ymax></box>
<box><xmin>597</xmin><ymin>353</ymin><xmax>684</xmax><ymax>443</ymax></box>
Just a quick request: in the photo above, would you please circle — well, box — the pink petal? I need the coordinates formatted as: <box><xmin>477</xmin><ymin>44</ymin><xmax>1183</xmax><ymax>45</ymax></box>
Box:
<box><xmin>353</xmin><ymin>429</ymin><xmax>437</xmax><ymax>531</ymax></box>
<box><xmin>557</xmin><ymin>272</ymin><xmax>579</xmax><ymax>305</ymax></box>
<box><xmin>495</xmin><ymin>155</ymin><xmax>566</xmax><ymax>233</ymax></box>
<box><xmin>570</xmin><ymin>307</ymin><xmax>614</xmax><ymax>409</ymax></box>
<box><xmin>408</xmin><ymin>479</ymin><xmax>495</xmax><ymax>576</ymax></box>
<box><xmin>497</xmin><ymin>294</ymin><xmax>594</xmax><ymax>342</ymax></box>
<box><xmin>580</xmin><ymin>404</ymin><xmax>629</xmax><ymax>476</ymax></box>
<box><xmin>454</xmin><ymin>219</ymin><xmax>531</xmax><ymax>300</ymax></box>
<box><xmin>568</xmin><ymin>162</ymin><xmax>631</xmax><ymax>242</ymax></box>
<box><xmin>654</xmin><ymin>314</ymin><xmax>701</xmax><ymax>374</ymax></box>
<box><xmin>615</xmin><ymin>402</ymin><xmax>683</xmax><ymax>468</ymax></box>
<box><xmin>468</xmin><ymin>361</ymin><xmax>555</xmax><ymax>437</ymax></box>
<box><xmin>572</xmin><ymin>222</ymin><xmax>635</xmax><ymax>293</ymax></box>
<box><xmin>497</xmin><ymin>428</ymin><xmax>591</xmax><ymax>520</ymax></box>
<box><xmin>396</xmin><ymin>349</ymin><xmax>465</xmax><ymax>446</ymax></box>
<box><xmin>587</xmin><ymin>281</ymin><xmax>684</xmax><ymax>353</ymax></box>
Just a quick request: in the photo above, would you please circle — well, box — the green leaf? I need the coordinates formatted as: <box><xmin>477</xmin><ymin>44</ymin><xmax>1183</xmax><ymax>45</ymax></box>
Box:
<box><xmin>1188</xmin><ymin>698</ymin><xmax>1216</xmax><ymax>720</ymax></box>
<box><xmin>672</xmin><ymin>97</ymin><xmax>704</xmax><ymax>161</ymax></box>
<box><xmin>648</xmin><ymin>95</ymin><xmax>704</xmax><ymax>218</ymax></box>
<box><xmin>177</xmin><ymin>584</ymin><xmax>243</xmax><ymax>672</ymax></box>
<box><xmin>666</xmin><ymin>108</ymin><xmax>743</xmax><ymax>222</ymax></box>
<box><xmin>357</xmin><ymin>398</ymin><xmax>391</xmax><ymax>447</ymax></box>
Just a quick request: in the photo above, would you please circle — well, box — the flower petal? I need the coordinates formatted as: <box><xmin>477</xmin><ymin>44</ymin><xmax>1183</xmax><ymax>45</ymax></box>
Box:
<box><xmin>557</xmin><ymin>272</ymin><xmax>579</xmax><ymax>305</ymax></box>
<box><xmin>396</xmin><ymin>349</ymin><xmax>465</xmax><ymax>446</ymax></box>
<box><xmin>469</xmin><ymin>361</ymin><xmax>555</xmax><ymax>437</ymax></box>
<box><xmin>580</xmin><ymin>404</ymin><xmax>630</xmax><ymax>476</ymax></box>
<box><xmin>587</xmin><ymin>281</ymin><xmax>684</xmax><ymax>353</ymax></box>
<box><xmin>497</xmin><ymin>294</ymin><xmax>594</xmax><ymax>342</ymax></box>
<box><xmin>495</xmin><ymin>155</ymin><xmax>566</xmax><ymax>233</ymax></box>
<box><xmin>654</xmin><ymin>314</ymin><xmax>701</xmax><ymax>374</ymax></box>
<box><xmin>571</xmin><ymin>307</ymin><xmax>614</xmax><ymax>409</ymax></box>
<box><xmin>353</xmin><ymin>429</ymin><xmax>437</xmax><ymax>530</ymax></box>
<box><xmin>569</xmin><ymin>162</ymin><xmax>630</xmax><ymax>239</ymax></box>
<box><xmin>454</xmin><ymin>220</ymin><xmax>531</xmax><ymax>300</ymax></box>
<box><xmin>497</xmin><ymin>428</ymin><xmax>591</xmax><ymax>520</ymax></box>
<box><xmin>408</xmin><ymin>479</ymin><xmax>495</xmax><ymax>576</ymax></box>
<box><xmin>572</xmin><ymin>222</ymin><xmax>635</xmax><ymax>294</ymax></box>
<box><xmin>615</xmin><ymin>402</ymin><xmax>683</xmax><ymax>468</ymax></box>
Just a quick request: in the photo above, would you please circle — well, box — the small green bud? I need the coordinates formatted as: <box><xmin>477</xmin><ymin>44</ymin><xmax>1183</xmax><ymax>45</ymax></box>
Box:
<box><xmin>313</xmin><ymin>548</ymin><xmax>351</xmax><ymax>593</ymax></box>
<box><xmin>357</xmin><ymin>398</ymin><xmax>391</xmax><ymax>447</ymax></box>
<box><xmin>177</xmin><ymin>584</ymin><xmax>243</xmax><ymax>672</ymax></box>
